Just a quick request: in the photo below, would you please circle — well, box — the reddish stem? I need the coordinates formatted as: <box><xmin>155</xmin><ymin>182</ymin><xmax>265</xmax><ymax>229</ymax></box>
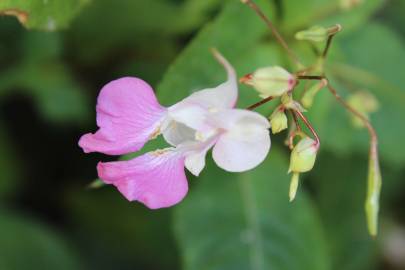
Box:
<box><xmin>246</xmin><ymin>96</ymin><xmax>274</xmax><ymax>110</ymax></box>
<box><xmin>241</xmin><ymin>0</ymin><xmax>303</xmax><ymax>68</ymax></box>
<box><xmin>294</xmin><ymin>109</ymin><xmax>320</xmax><ymax>147</ymax></box>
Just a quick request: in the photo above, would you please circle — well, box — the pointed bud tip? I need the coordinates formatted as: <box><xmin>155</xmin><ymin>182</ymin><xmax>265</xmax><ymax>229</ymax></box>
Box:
<box><xmin>289</xmin><ymin>172</ymin><xmax>300</xmax><ymax>202</ymax></box>
<box><xmin>239</xmin><ymin>73</ymin><xmax>253</xmax><ymax>84</ymax></box>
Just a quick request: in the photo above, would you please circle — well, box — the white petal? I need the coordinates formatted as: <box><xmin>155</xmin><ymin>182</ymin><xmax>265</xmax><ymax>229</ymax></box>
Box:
<box><xmin>167</xmin><ymin>102</ymin><xmax>208</xmax><ymax>131</ymax></box>
<box><xmin>185</xmin><ymin>149</ymin><xmax>208</xmax><ymax>176</ymax></box>
<box><xmin>207</xmin><ymin>108</ymin><xmax>270</xmax><ymax>130</ymax></box>
<box><xmin>162</xmin><ymin>119</ymin><xmax>196</xmax><ymax>146</ymax></box>
<box><xmin>183</xmin><ymin>50</ymin><xmax>237</xmax><ymax>110</ymax></box>
<box><xmin>167</xmin><ymin>51</ymin><xmax>237</xmax><ymax>129</ymax></box>
<box><xmin>210</xmin><ymin>109</ymin><xmax>271</xmax><ymax>172</ymax></box>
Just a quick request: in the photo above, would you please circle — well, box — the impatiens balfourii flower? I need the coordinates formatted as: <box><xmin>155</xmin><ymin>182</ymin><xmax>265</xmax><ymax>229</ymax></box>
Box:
<box><xmin>79</xmin><ymin>50</ymin><xmax>271</xmax><ymax>209</ymax></box>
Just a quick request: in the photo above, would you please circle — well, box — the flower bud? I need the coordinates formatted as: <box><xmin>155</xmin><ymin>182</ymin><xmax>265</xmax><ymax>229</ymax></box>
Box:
<box><xmin>340</xmin><ymin>0</ymin><xmax>364</xmax><ymax>10</ymax></box>
<box><xmin>295</xmin><ymin>25</ymin><xmax>342</xmax><ymax>43</ymax></box>
<box><xmin>295</xmin><ymin>26</ymin><xmax>328</xmax><ymax>42</ymax></box>
<box><xmin>347</xmin><ymin>90</ymin><xmax>379</xmax><ymax>128</ymax></box>
<box><xmin>365</xmin><ymin>147</ymin><xmax>382</xmax><ymax>237</ymax></box>
<box><xmin>289</xmin><ymin>137</ymin><xmax>318</xmax><ymax>173</ymax></box>
<box><xmin>269</xmin><ymin>107</ymin><xmax>287</xmax><ymax>134</ymax></box>
<box><xmin>281</xmin><ymin>93</ymin><xmax>306</xmax><ymax>112</ymax></box>
<box><xmin>289</xmin><ymin>172</ymin><xmax>300</xmax><ymax>202</ymax></box>
<box><xmin>240</xmin><ymin>66</ymin><xmax>296</xmax><ymax>98</ymax></box>
<box><xmin>301</xmin><ymin>79</ymin><xmax>328</xmax><ymax>108</ymax></box>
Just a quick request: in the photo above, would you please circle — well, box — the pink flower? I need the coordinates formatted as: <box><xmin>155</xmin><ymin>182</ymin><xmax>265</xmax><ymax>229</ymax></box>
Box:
<box><xmin>79</xmin><ymin>50</ymin><xmax>271</xmax><ymax>209</ymax></box>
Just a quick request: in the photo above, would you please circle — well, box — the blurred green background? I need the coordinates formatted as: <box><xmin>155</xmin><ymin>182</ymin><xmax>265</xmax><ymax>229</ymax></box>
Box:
<box><xmin>0</xmin><ymin>0</ymin><xmax>404</xmax><ymax>269</ymax></box>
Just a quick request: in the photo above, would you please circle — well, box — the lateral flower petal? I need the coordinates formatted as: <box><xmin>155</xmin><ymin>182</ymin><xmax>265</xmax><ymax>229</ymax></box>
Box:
<box><xmin>79</xmin><ymin>77</ymin><xmax>167</xmax><ymax>155</ymax></box>
<box><xmin>97</xmin><ymin>150</ymin><xmax>188</xmax><ymax>209</ymax></box>
<box><xmin>181</xmin><ymin>140</ymin><xmax>217</xmax><ymax>176</ymax></box>
<box><xmin>210</xmin><ymin>109</ymin><xmax>271</xmax><ymax>172</ymax></box>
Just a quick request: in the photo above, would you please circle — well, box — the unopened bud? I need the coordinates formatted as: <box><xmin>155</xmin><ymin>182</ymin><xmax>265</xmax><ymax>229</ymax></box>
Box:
<box><xmin>269</xmin><ymin>107</ymin><xmax>288</xmax><ymax>134</ymax></box>
<box><xmin>240</xmin><ymin>66</ymin><xmax>296</xmax><ymax>98</ymax></box>
<box><xmin>289</xmin><ymin>137</ymin><xmax>318</xmax><ymax>173</ymax></box>
<box><xmin>289</xmin><ymin>172</ymin><xmax>300</xmax><ymax>202</ymax></box>
<box><xmin>295</xmin><ymin>26</ymin><xmax>328</xmax><ymax>42</ymax></box>
<box><xmin>347</xmin><ymin>90</ymin><xmax>379</xmax><ymax>128</ymax></box>
<box><xmin>281</xmin><ymin>93</ymin><xmax>306</xmax><ymax>112</ymax></box>
<box><xmin>301</xmin><ymin>79</ymin><xmax>328</xmax><ymax>108</ymax></box>
<box><xmin>295</xmin><ymin>25</ymin><xmax>342</xmax><ymax>43</ymax></box>
<box><xmin>340</xmin><ymin>0</ymin><xmax>364</xmax><ymax>10</ymax></box>
<box><xmin>365</xmin><ymin>145</ymin><xmax>382</xmax><ymax>237</ymax></box>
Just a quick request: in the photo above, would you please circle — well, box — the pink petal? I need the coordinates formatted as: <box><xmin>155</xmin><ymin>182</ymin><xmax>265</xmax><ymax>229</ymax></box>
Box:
<box><xmin>79</xmin><ymin>77</ymin><xmax>167</xmax><ymax>155</ymax></box>
<box><xmin>210</xmin><ymin>109</ymin><xmax>271</xmax><ymax>172</ymax></box>
<box><xmin>97</xmin><ymin>150</ymin><xmax>188</xmax><ymax>209</ymax></box>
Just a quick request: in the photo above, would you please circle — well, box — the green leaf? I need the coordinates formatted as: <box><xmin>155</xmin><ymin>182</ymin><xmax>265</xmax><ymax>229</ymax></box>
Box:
<box><xmin>67</xmin><ymin>189</ymin><xmax>179</xmax><ymax>269</ymax></box>
<box><xmin>0</xmin><ymin>121</ymin><xmax>20</xmax><ymax>199</ymax></box>
<box><xmin>311</xmin><ymin>154</ymin><xmax>378</xmax><ymax>270</ymax></box>
<box><xmin>174</xmin><ymin>149</ymin><xmax>331</xmax><ymax>270</ymax></box>
<box><xmin>156</xmin><ymin>0</ymin><xmax>274</xmax><ymax>105</ymax></box>
<box><xmin>0</xmin><ymin>0</ymin><xmax>89</xmax><ymax>31</ymax></box>
<box><xmin>0</xmin><ymin>32</ymin><xmax>90</xmax><ymax>124</ymax></box>
<box><xmin>68</xmin><ymin>0</ymin><xmax>219</xmax><ymax>64</ymax></box>
<box><xmin>281</xmin><ymin>0</ymin><xmax>384</xmax><ymax>35</ymax></box>
<box><xmin>0</xmin><ymin>209</ymin><xmax>84</xmax><ymax>270</ymax></box>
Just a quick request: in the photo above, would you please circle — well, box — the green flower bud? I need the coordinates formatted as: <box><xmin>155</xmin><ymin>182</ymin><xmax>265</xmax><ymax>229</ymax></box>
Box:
<box><xmin>269</xmin><ymin>107</ymin><xmax>288</xmax><ymax>134</ymax></box>
<box><xmin>289</xmin><ymin>137</ymin><xmax>318</xmax><ymax>173</ymax></box>
<box><xmin>347</xmin><ymin>91</ymin><xmax>379</xmax><ymax>128</ymax></box>
<box><xmin>281</xmin><ymin>93</ymin><xmax>306</xmax><ymax>112</ymax></box>
<box><xmin>240</xmin><ymin>66</ymin><xmax>296</xmax><ymax>98</ymax></box>
<box><xmin>295</xmin><ymin>25</ymin><xmax>342</xmax><ymax>43</ymax></box>
<box><xmin>301</xmin><ymin>79</ymin><xmax>328</xmax><ymax>109</ymax></box>
<box><xmin>289</xmin><ymin>172</ymin><xmax>300</xmax><ymax>202</ymax></box>
<box><xmin>295</xmin><ymin>26</ymin><xmax>328</xmax><ymax>42</ymax></box>
<box><xmin>340</xmin><ymin>0</ymin><xmax>364</xmax><ymax>10</ymax></box>
<box><xmin>365</xmin><ymin>147</ymin><xmax>382</xmax><ymax>237</ymax></box>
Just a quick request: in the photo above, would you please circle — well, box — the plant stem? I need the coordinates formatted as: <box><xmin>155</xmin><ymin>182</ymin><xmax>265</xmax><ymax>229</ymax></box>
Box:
<box><xmin>326</xmin><ymin>84</ymin><xmax>377</xmax><ymax>144</ymax></box>
<box><xmin>294</xmin><ymin>109</ymin><xmax>320</xmax><ymax>147</ymax></box>
<box><xmin>322</xmin><ymin>25</ymin><xmax>341</xmax><ymax>59</ymax></box>
<box><xmin>241</xmin><ymin>0</ymin><xmax>303</xmax><ymax>68</ymax></box>
<box><xmin>290</xmin><ymin>109</ymin><xmax>301</xmax><ymax>131</ymax></box>
<box><xmin>297</xmin><ymin>75</ymin><xmax>325</xmax><ymax>80</ymax></box>
<box><xmin>326</xmin><ymin>83</ymin><xmax>381</xmax><ymax>236</ymax></box>
<box><xmin>246</xmin><ymin>96</ymin><xmax>274</xmax><ymax>110</ymax></box>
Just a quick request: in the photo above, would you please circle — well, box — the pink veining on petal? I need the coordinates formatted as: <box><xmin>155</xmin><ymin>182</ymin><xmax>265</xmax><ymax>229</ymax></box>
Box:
<box><xmin>79</xmin><ymin>77</ymin><xmax>167</xmax><ymax>155</ymax></box>
<box><xmin>97</xmin><ymin>150</ymin><xmax>188</xmax><ymax>209</ymax></box>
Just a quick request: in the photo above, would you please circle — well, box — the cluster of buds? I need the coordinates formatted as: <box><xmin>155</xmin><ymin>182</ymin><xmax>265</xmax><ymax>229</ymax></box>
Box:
<box><xmin>241</xmin><ymin>66</ymin><xmax>320</xmax><ymax>202</ymax></box>
<box><xmin>241</xmin><ymin>0</ymin><xmax>381</xmax><ymax>237</ymax></box>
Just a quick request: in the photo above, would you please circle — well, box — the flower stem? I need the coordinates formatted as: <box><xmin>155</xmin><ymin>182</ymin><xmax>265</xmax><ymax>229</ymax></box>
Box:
<box><xmin>246</xmin><ymin>96</ymin><xmax>274</xmax><ymax>110</ymax></box>
<box><xmin>297</xmin><ymin>75</ymin><xmax>325</xmax><ymax>81</ymax></box>
<box><xmin>294</xmin><ymin>109</ymin><xmax>320</xmax><ymax>147</ymax></box>
<box><xmin>322</xmin><ymin>25</ymin><xmax>342</xmax><ymax>59</ymax></box>
<box><xmin>241</xmin><ymin>0</ymin><xmax>303</xmax><ymax>68</ymax></box>
<box><xmin>326</xmin><ymin>83</ymin><xmax>381</xmax><ymax>236</ymax></box>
